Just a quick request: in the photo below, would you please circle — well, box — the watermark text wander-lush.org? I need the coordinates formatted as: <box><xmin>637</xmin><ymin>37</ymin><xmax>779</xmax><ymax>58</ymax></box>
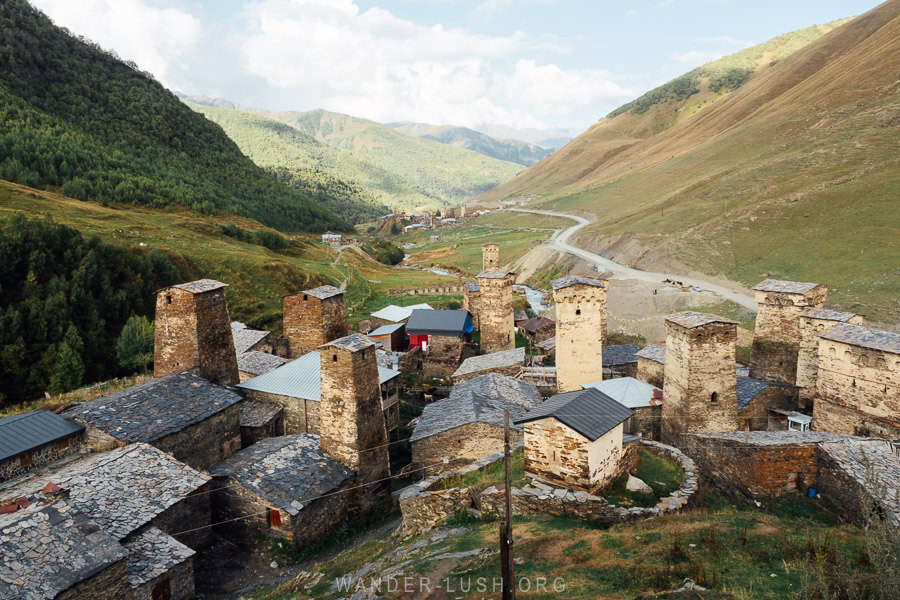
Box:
<box><xmin>334</xmin><ymin>574</ymin><xmax>567</xmax><ymax>596</ymax></box>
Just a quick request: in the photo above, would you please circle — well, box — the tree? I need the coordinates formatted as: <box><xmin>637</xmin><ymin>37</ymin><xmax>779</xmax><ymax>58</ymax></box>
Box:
<box><xmin>48</xmin><ymin>326</ymin><xmax>84</xmax><ymax>394</ymax></box>
<box><xmin>390</xmin><ymin>222</ymin><xmax>400</xmax><ymax>235</ymax></box>
<box><xmin>116</xmin><ymin>315</ymin><xmax>155</xmax><ymax>373</ymax></box>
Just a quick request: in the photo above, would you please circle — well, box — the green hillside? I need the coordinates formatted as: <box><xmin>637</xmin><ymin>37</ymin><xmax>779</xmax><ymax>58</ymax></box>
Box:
<box><xmin>387</xmin><ymin>122</ymin><xmax>553</xmax><ymax>166</ymax></box>
<box><xmin>0</xmin><ymin>0</ymin><xmax>347</xmax><ymax>232</ymax></box>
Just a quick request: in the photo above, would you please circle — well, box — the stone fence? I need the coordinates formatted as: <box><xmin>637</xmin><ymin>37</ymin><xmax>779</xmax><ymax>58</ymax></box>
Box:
<box><xmin>398</xmin><ymin>439</ymin><xmax>698</xmax><ymax>536</ymax></box>
<box><xmin>386</xmin><ymin>285</ymin><xmax>466</xmax><ymax>297</ymax></box>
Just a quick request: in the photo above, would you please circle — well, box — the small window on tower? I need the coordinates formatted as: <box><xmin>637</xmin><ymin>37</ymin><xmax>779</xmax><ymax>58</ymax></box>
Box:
<box><xmin>303</xmin><ymin>294</ymin><xmax>308</xmax><ymax>301</ymax></box>
<box><xmin>166</xmin><ymin>295</ymin><xmax>172</xmax><ymax>304</ymax></box>
<box><xmin>332</xmin><ymin>354</ymin><xmax>338</xmax><ymax>362</ymax></box>
<box><xmin>576</xmin><ymin>309</ymin><xmax>581</xmax><ymax>316</ymax></box>
<box><xmin>710</xmin><ymin>392</ymin><xmax>718</xmax><ymax>403</ymax></box>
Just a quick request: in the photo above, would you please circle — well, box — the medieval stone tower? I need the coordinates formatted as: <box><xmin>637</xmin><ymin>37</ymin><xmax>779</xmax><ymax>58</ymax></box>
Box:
<box><xmin>318</xmin><ymin>334</ymin><xmax>391</xmax><ymax>508</ymax></box>
<box><xmin>462</xmin><ymin>281</ymin><xmax>482</xmax><ymax>329</ymax></box>
<box><xmin>477</xmin><ymin>270</ymin><xmax>515</xmax><ymax>353</ymax></box>
<box><xmin>154</xmin><ymin>279</ymin><xmax>240</xmax><ymax>386</ymax></box>
<box><xmin>552</xmin><ymin>276</ymin><xmax>607</xmax><ymax>392</ymax></box>
<box><xmin>283</xmin><ymin>285</ymin><xmax>348</xmax><ymax>358</ymax></box>
<box><xmin>482</xmin><ymin>243</ymin><xmax>500</xmax><ymax>271</ymax></box>
<box><xmin>796</xmin><ymin>308</ymin><xmax>864</xmax><ymax>410</ymax></box>
<box><xmin>661</xmin><ymin>312</ymin><xmax>739</xmax><ymax>444</ymax></box>
<box><xmin>750</xmin><ymin>279</ymin><xmax>827</xmax><ymax>384</ymax></box>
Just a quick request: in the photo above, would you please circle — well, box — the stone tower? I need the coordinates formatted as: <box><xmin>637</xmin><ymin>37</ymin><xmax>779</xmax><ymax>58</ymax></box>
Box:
<box><xmin>283</xmin><ymin>285</ymin><xmax>348</xmax><ymax>358</ymax></box>
<box><xmin>462</xmin><ymin>281</ymin><xmax>482</xmax><ymax>329</ymax></box>
<box><xmin>482</xmin><ymin>243</ymin><xmax>500</xmax><ymax>272</ymax></box>
<box><xmin>477</xmin><ymin>270</ymin><xmax>515</xmax><ymax>353</ymax></box>
<box><xmin>750</xmin><ymin>279</ymin><xmax>827</xmax><ymax>384</ymax></box>
<box><xmin>318</xmin><ymin>334</ymin><xmax>391</xmax><ymax>508</ymax></box>
<box><xmin>661</xmin><ymin>312</ymin><xmax>739</xmax><ymax>444</ymax></box>
<box><xmin>796</xmin><ymin>308</ymin><xmax>863</xmax><ymax>410</ymax></box>
<box><xmin>154</xmin><ymin>279</ymin><xmax>239</xmax><ymax>385</ymax></box>
<box><xmin>552</xmin><ymin>276</ymin><xmax>607</xmax><ymax>392</ymax></box>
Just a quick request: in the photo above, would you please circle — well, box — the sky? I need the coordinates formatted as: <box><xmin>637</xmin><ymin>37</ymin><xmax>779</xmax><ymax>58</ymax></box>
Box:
<box><xmin>31</xmin><ymin>0</ymin><xmax>876</xmax><ymax>137</ymax></box>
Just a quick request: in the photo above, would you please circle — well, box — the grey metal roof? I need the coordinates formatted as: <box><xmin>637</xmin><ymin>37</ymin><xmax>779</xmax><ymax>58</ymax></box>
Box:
<box><xmin>666</xmin><ymin>311</ymin><xmax>738</xmax><ymax>329</ymax></box>
<box><xmin>300</xmin><ymin>285</ymin><xmax>344</xmax><ymax>300</ymax></box>
<box><xmin>551</xmin><ymin>275</ymin><xmax>606</xmax><ymax>291</ymax></box>
<box><xmin>406</xmin><ymin>309</ymin><xmax>472</xmax><ymax>336</ymax></box>
<box><xmin>465</xmin><ymin>281</ymin><xmax>481</xmax><ymax>292</ymax></box>
<box><xmin>476</xmin><ymin>270</ymin><xmax>514</xmax><ymax>279</ymax></box>
<box><xmin>63</xmin><ymin>372</ymin><xmax>242</xmax><ymax>443</ymax></box>
<box><xmin>237</xmin><ymin>351</ymin><xmax>290</xmax><ymax>376</ymax></box>
<box><xmin>752</xmin><ymin>279</ymin><xmax>821</xmax><ymax>294</ymax></box>
<box><xmin>818</xmin><ymin>323</ymin><xmax>900</xmax><ymax>355</ymax></box>
<box><xmin>452</xmin><ymin>347</ymin><xmax>525</xmax><ymax>379</ymax></box>
<box><xmin>516</xmin><ymin>387</ymin><xmax>634</xmax><ymax>441</ymax></box>
<box><xmin>636</xmin><ymin>344</ymin><xmax>666</xmax><ymax>364</ymax></box>
<box><xmin>736</xmin><ymin>377</ymin><xmax>772</xmax><ymax>410</ymax></box>
<box><xmin>232</xmin><ymin>328</ymin><xmax>270</xmax><ymax>354</ymax></box>
<box><xmin>581</xmin><ymin>377</ymin><xmax>661</xmax><ymax>409</ymax></box>
<box><xmin>370</xmin><ymin>303</ymin><xmax>433</xmax><ymax>323</ymax></box>
<box><xmin>798</xmin><ymin>307</ymin><xmax>859</xmax><ymax>322</ymax></box>
<box><xmin>123</xmin><ymin>527</ymin><xmax>194</xmax><ymax>587</ymax></box>
<box><xmin>378</xmin><ymin>366</ymin><xmax>401</xmax><ymax>383</ymax></box>
<box><xmin>368</xmin><ymin>322</ymin><xmax>404</xmax><ymax>337</ymax></box>
<box><xmin>410</xmin><ymin>374</ymin><xmax>540</xmax><ymax>442</ymax></box>
<box><xmin>0</xmin><ymin>411</ymin><xmax>84</xmax><ymax>463</ymax></box>
<box><xmin>603</xmin><ymin>344</ymin><xmax>640</xmax><ymax>366</ymax></box>
<box><xmin>322</xmin><ymin>333</ymin><xmax>376</xmax><ymax>352</ymax></box>
<box><xmin>168</xmin><ymin>279</ymin><xmax>227</xmax><ymax>293</ymax></box>
<box><xmin>210</xmin><ymin>435</ymin><xmax>353</xmax><ymax>515</ymax></box>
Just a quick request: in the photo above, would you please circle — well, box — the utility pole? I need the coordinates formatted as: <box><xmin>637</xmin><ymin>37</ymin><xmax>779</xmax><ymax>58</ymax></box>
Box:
<box><xmin>500</xmin><ymin>409</ymin><xmax>516</xmax><ymax>600</ymax></box>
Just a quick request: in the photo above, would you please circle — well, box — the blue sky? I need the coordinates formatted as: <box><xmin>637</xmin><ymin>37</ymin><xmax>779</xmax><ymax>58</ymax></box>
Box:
<box><xmin>32</xmin><ymin>0</ymin><xmax>877</xmax><ymax>138</ymax></box>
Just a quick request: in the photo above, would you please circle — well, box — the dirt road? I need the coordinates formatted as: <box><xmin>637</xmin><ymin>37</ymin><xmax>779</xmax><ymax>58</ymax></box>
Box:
<box><xmin>511</xmin><ymin>208</ymin><xmax>758</xmax><ymax>312</ymax></box>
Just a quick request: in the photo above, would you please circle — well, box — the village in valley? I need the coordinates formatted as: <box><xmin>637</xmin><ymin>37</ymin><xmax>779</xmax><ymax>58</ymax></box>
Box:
<box><xmin>1</xmin><ymin>236</ymin><xmax>897</xmax><ymax>600</ymax></box>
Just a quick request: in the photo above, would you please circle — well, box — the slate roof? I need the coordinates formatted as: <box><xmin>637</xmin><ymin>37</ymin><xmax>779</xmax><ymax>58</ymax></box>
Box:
<box><xmin>0</xmin><ymin>411</ymin><xmax>84</xmax><ymax>463</ymax></box>
<box><xmin>300</xmin><ymin>285</ymin><xmax>344</xmax><ymax>300</ymax></box>
<box><xmin>237</xmin><ymin>351</ymin><xmax>290</xmax><ymax>377</ymax></box>
<box><xmin>735</xmin><ymin>377</ymin><xmax>773</xmax><ymax>410</ymax></box>
<box><xmin>581</xmin><ymin>377</ymin><xmax>661</xmax><ymax>409</ymax></box>
<box><xmin>752</xmin><ymin>279</ymin><xmax>820</xmax><ymax>294</ymax></box>
<box><xmin>818</xmin><ymin>323</ymin><xmax>900</xmax><ymax>355</ymax></box>
<box><xmin>322</xmin><ymin>333</ymin><xmax>376</xmax><ymax>352</ymax></box>
<box><xmin>0</xmin><ymin>502</ymin><xmax>127</xmax><ymax>600</ymax></box>
<box><xmin>666</xmin><ymin>311</ymin><xmax>738</xmax><ymax>329</ymax></box>
<box><xmin>410</xmin><ymin>374</ymin><xmax>541</xmax><ymax>442</ymax></box>
<box><xmin>798</xmin><ymin>307</ymin><xmax>859</xmax><ymax>323</ymax></box>
<box><xmin>368</xmin><ymin>322</ymin><xmax>404</xmax><ymax>337</ymax></box>
<box><xmin>452</xmin><ymin>347</ymin><xmax>525</xmax><ymax>379</ymax></box>
<box><xmin>536</xmin><ymin>336</ymin><xmax>556</xmax><ymax>350</ymax></box>
<box><xmin>237</xmin><ymin>351</ymin><xmax>397</xmax><ymax>401</ymax></box>
<box><xmin>518</xmin><ymin>317</ymin><xmax>554</xmax><ymax>334</ymax></box>
<box><xmin>635</xmin><ymin>344</ymin><xmax>666</xmax><ymax>364</ymax></box>
<box><xmin>122</xmin><ymin>526</ymin><xmax>194</xmax><ymax>587</ymax></box>
<box><xmin>0</xmin><ymin>443</ymin><xmax>209</xmax><ymax>541</ymax></box>
<box><xmin>465</xmin><ymin>281</ymin><xmax>481</xmax><ymax>292</ymax></box>
<box><xmin>370</xmin><ymin>303</ymin><xmax>433</xmax><ymax>323</ymax></box>
<box><xmin>232</xmin><ymin>328</ymin><xmax>270</xmax><ymax>354</ymax></box>
<box><xmin>603</xmin><ymin>344</ymin><xmax>640</xmax><ymax>367</ymax></box>
<box><xmin>63</xmin><ymin>372</ymin><xmax>242</xmax><ymax>443</ymax></box>
<box><xmin>476</xmin><ymin>270</ymin><xmax>514</xmax><ymax>279</ymax></box>
<box><xmin>168</xmin><ymin>279</ymin><xmax>227</xmax><ymax>294</ymax></box>
<box><xmin>551</xmin><ymin>275</ymin><xmax>605</xmax><ymax>291</ymax></box>
<box><xmin>516</xmin><ymin>387</ymin><xmax>634</xmax><ymax>441</ymax></box>
<box><xmin>239</xmin><ymin>399</ymin><xmax>284</xmax><ymax>428</ymax></box>
<box><xmin>513</xmin><ymin>310</ymin><xmax>529</xmax><ymax>323</ymax></box>
<box><xmin>406</xmin><ymin>309</ymin><xmax>473</xmax><ymax>337</ymax></box>
<box><xmin>210</xmin><ymin>435</ymin><xmax>353</xmax><ymax>516</ymax></box>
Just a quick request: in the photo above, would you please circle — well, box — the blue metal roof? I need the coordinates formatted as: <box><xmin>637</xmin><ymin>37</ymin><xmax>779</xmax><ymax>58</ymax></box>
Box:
<box><xmin>0</xmin><ymin>411</ymin><xmax>85</xmax><ymax>462</ymax></box>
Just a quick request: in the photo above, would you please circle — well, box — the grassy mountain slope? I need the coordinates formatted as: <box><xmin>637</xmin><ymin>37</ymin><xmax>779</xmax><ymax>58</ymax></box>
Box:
<box><xmin>386</xmin><ymin>122</ymin><xmax>553</xmax><ymax>166</ymax></box>
<box><xmin>479</xmin><ymin>3</ymin><xmax>899</xmax><ymax>322</ymax></box>
<box><xmin>0</xmin><ymin>0</ymin><xmax>347</xmax><ymax>232</ymax></box>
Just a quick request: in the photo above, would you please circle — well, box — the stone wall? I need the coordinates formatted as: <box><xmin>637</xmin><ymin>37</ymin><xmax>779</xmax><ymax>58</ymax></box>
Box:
<box><xmin>523</xmin><ymin>418</ymin><xmax>590</xmax><ymax>488</ymax></box>
<box><xmin>637</xmin><ymin>357</ymin><xmax>665</xmax><ymax>389</ymax></box>
<box><xmin>283</xmin><ymin>293</ymin><xmax>348</xmax><ymax>358</ymax></box>
<box><xmin>554</xmin><ymin>283</ymin><xmax>606</xmax><ymax>392</ymax></box>
<box><xmin>0</xmin><ymin>432</ymin><xmax>84</xmax><ymax>483</ymax></box>
<box><xmin>738</xmin><ymin>385</ymin><xmax>798</xmax><ymax>432</ymax></box>
<box><xmin>661</xmin><ymin>320</ymin><xmax>738</xmax><ymax>444</ymax></box>
<box><xmin>411</xmin><ymin>422</ymin><xmax>519</xmax><ymax>475</ymax></box>
<box><xmin>478</xmin><ymin>274</ymin><xmax>515</xmax><ymax>354</ymax></box>
<box><xmin>240</xmin><ymin>409</ymin><xmax>286</xmax><ymax>448</ymax></box>
<box><xmin>242</xmin><ymin>389</ymin><xmax>320</xmax><ymax>435</ymax></box>
<box><xmin>151</xmin><ymin>483</ymin><xmax>213</xmax><ymax>550</ymax></box>
<box><xmin>463</xmin><ymin>287</ymin><xmax>482</xmax><ymax>329</ymax></box>
<box><xmin>451</xmin><ymin>363</ymin><xmax>522</xmax><ymax>384</ymax></box>
<box><xmin>796</xmin><ymin>314</ymin><xmax>864</xmax><ymax>408</ymax></box>
<box><xmin>813</xmin><ymin>337</ymin><xmax>900</xmax><ymax>439</ymax></box>
<box><xmin>629</xmin><ymin>405</ymin><xmax>662</xmax><ymax>440</ymax></box>
<box><xmin>129</xmin><ymin>557</ymin><xmax>195</xmax><ymax>600</ymax></box>
<box><xmin>750</xmin><ymin>286</ymin><xmax>826</xmax><ymax>384</ymax></box>
<box><xmin>399</xmin><ymin>440</ymin><xmax>698</xmax><ymax>536</ymax></box>
<box><xmin>423</xmin><ymin>335</ymin><xmax>466</xmax><ymax>380</ymax></box>
<box><xmin>153</xmin><ymin>403</ymin><xmax>242</xmax><ymax>472</ymax></box>
<box><xmin>57</xmin><ymin>559</ymin><xmax>129</xmax><ymax>600</ymax></box>
<box><xmin>386</xmin><ymin>285</ymin><xmax>466</xmax><ymax>297</ymax></box>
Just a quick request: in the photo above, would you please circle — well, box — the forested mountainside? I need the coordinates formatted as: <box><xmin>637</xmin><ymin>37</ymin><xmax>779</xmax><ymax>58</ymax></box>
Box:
<box><xmin>0</xmin><ymin>0</ymin><xmax>350</xmax><ymax>232</ymax></box>
<box><xmin>386</xmin><ymin>122</ymin><xmax>553</xmax><ymax>166</ymax></box>
<box><xmin>479</xmin><ymin>3</ymin><xmax>899</xmax><ymax>322</ymax></box>
<box><xmin>184</xmin><ymin>96</ymin><xmax>524</xmax><ymax>210</ymax></box>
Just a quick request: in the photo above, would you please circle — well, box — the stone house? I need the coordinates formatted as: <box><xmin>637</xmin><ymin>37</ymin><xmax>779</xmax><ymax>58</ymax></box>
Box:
<box><xmin>736</xmin><ymin>377</ymin><xmax>798</xmax><ymax>431</ymax></box>
<box><xmin>367</xmin><ymin>322</ymin><xmax>406</xmax><ymax>352</ymax></box>
<box><xmin>406</xmin><ymin>309</ymin><xmax>475</xmax><ymax>379</ymax></box>
<box><xmin>154</xmin><ymin>279</ymin><xmax>240</xmax><ymax>386</ymax></box>
<box><xmin>368</xmin><ymin>303</ymin><xmax>433</xmax><ymax>329</ymax></box>
<box><xmin>517</xmin><ymin>316</ymin><xmax>555</xmax><ymax>345</ymax></box>
<box><xmin>516</xmin><ymin>387</ymin><xmax>634</xmax><ymax>490</ymax></box>
<box><xmin>63</xmin><ymin>371</ymin><xmax>244</xmax><ymax>471</ymax></box>
<box><xmin>582</xmin><ymin>377</ymin><xmax>662</xmax><ymax>440</ymax></box>
<box><xmin>795</xmin><ymin>308</ymin><xmax>864</xmax><ymax>410</ymax></box>
<box><xmin>239</xmin><ymin>399</ymin><xmax>286</xmax><ymax>447</ymax></box>
<box><xmin>603</xmin><ymin>344</ymin><xmax>640</xmax><ymax>378</ymax></box>
<box><xmin>462</xmin><ymin>281</ymin><xmax>482</xmax><ymax>329</ymax></box>
<box><xmin>749</xmin><ymin>279</ymin><xmax>827</xmax><ymax>385</ymax></box>
<box><xmin>237</xmin><ymin>350</ymin><xmax>290</xmax><ymax>382</ymax></box>
<box><xmin>410</xmin><ymin>373</ymin><xmax>541</xmax><ymax>473</ymax></box>
<box><xmin>636</xmin><ymin>344</ymin><xmax>665</xmax><ymax>388</ymax></box>
<box><xmin>477</xmin><ymin>271</ymin><xmax>515</xmax><ymax>353</ymax></box>
<box><xmin>451</xmin><ymin>347</ymin><xmax>526</xmax><ymax>383</ymax></box>
<box><xmin>283</xmin><ymin>285</ymin><xmax>348</xmax><ymax>358</ymax></box>
<box><xmin>552</xmin><ymin>276</ymin><xmax>607</xmax><ymax>392</ymax></box>
<box><xmin>232</xmin><ymin>326</ymin><xmax>273</xmax><ymax>356</ymax></box>
<box><xmin>812</xmin><ymin>323</ymin><xmax>900</xmax><ymax>439</ymax></box>
<box><xmin>0</xmin><ymin>410</ymin><xmax>84</xmax><ymax>483</ymax></box>
<box><xmin>660</xmin><ymin>312</ymin><xmax>740</xmax><ymax>444</ymax></box>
